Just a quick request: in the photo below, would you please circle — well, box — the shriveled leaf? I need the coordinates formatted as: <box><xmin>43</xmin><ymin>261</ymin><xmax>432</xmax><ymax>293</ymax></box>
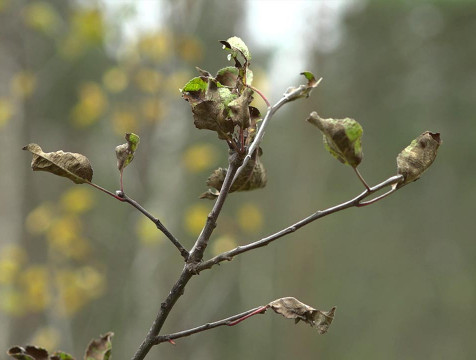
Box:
<box><xmin>228</xmin><ymin>87</ymin><xmax>254</xmax><ymax>129</ymax></box>
<box><xmin>7</xmin><ymin>346</ymin><xmax>49</xmax><ymax>360</ymax></box>
<box><xmin>284</xmin><ymin>72</ymin><xmax>322</xmax><ymax>101</ymax></box>
<box><xmin>216</xmin><ymin>66</ymin><xmax>239</xmax><ymax>87</ymax></box>
<box><xmin>268</xmin><ymin>297</ymin><xmax>336</xmax><ymax>334</ymax></box>
<box><xmin>115</xmin><ymin>133</ymin><xmax>140</xmax><ymax>171</ymax></box>
<box><xmin>307</xmin><ymin>112</ymin><xmax>363</xmax><ymax>168</ymax></box>
<box><xmin>50</xmin><ymin>352</ymin><xmax>75</xmax><ymax>360</ymax></box>
<box><xmin>396</xmin><ymin>131</ymin><xmax>441</xmax><ymax>188</ymax></box>
<box><xmin>199</xmin><ymin>188</ymin><xmax>220</xmax><ymax>200</ymax></box>
<box><xmin>23</xmin><ymin>143</ymin><xmax>93</xmax><ymax>184</ymax></box>
<box><xmin>195</xmin><ymin>67</ymin><xmax>211</xmax><ymax>77</ymax></box>
<box><xmin>220</xmin><ymin>36</ymin><xmax>251</xmax><ymax>61</ymax></box>
<box><xmin>84</xmin><ymin>332</ymin><xmax>113</xmax><ymax>360</ymax></box>
<box><xmin>203</xmin><ymin>149</ymin><xmax>266</xmax><ymax>199</ymax></box>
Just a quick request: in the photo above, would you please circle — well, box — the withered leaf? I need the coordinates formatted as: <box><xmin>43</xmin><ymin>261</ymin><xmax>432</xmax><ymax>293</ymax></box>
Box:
<box><xmin>50</xmin><ymin>352</ymin><xmax>75</xmax><ymax>360</ymax></box>
<box><xmin>7</xmin><ymin>346</ymin><xmax>49</xmax><ymax>360</ymax></box>
<box><xmin>268</xmin><ymin>297</ymin><xmax>336</xmax><ymax>334</ymax></box>
<box><xmin>23</xmin><ymin>143</ymin><xmax>93</xmax><ymax>184</ymax></box>
<box><xmin>396</xmin><ymin>131</ymin><xmax>441</xmax><ymax>188</ymax></box>
<box><xmin>115</xmin><ymin>133</ymin><xmax>140</xmax><ymax>171</ymax></box>
<box><xmin>307</xmin><ymin>112</ymin><xmax>363</xmax><ymax>168</ymax></box>
<box><xmin>220</xmin><ymin>36</ymin><xmax>251</xmax><ymax>62</ymax></box>
<box><xmin>84</xmin><ymin>332</ymin><xmax>113</xmax><ymax>360</ymax></box>
<box><xmin>228</xmin><ymin>87</ymin><xmax>254</xmax><ymax>129</ymax></box>
<box><xmin>216</xmin><ymin>66</ymin><xmax>239</xmax><ymax>87</ymax></box>
<box><xmin>201</xmin><ymin>149</ymin><xmax>266</xmax><ymax>199</ymax></box>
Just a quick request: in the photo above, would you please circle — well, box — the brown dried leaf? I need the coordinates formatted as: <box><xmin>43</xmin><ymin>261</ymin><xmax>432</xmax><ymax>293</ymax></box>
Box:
<box><xmin>396</xmin><ymin>131</ymin><xmax>441</xmax><ymax>188</ymax></box>
<box><xmin>228</xmin><ymin>87</ymin><xmax>254</xmax><ymax>129</ymax></box>
<box><xmin>7</xmin><ymin>346</ymin><xmax>49</xmax><ymax>360</ymax></box>
<box><xmin>23</xmin><ymin>144</ymin><xmax>93</xmax><ymax>184</ymax></box>
<box><xmin>268</xmin><ymin>297</ymin><xmax>336</xmax><ymax>334</ymax></box>
<box><xmin>202</xmin><ymin>149</ymin><xmax>266</xmax><ymax>199</ymax></box>
<box><xmin>84</xmin><ymin>332</ymin><xmax>113</xmax><ymax>360</ymax></box>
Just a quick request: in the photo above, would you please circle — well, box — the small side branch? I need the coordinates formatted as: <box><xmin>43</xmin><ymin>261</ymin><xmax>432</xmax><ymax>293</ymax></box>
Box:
<box><xmin>117</xmin><ymin>192</ymin><xmax>189</xmax><ymax>260</ymax></box>
<box><xmin>196</xmin><ymin>174</ymin><xmax>404</xmax><ymax>272</ymax></box>
<box><xmin>154</xmin><ymin>306</ymin><xmax>267</xmax><ymax>344</ymax></box>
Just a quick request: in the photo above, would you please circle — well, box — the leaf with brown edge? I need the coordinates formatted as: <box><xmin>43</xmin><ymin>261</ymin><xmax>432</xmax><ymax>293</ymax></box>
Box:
<box><xmin>7</xmin><ymin>346</ymin><xmax>49</xmax><ymax>360</ymax></box>
<box><xmin>396</xmin><ymin>131</ymin><xmax>441</xmax><ymax>188</ymax></box>
<box><xmin>228</xmin><ymin>87</ymin><xmax>254</xmax><ymax>129</ymax></box>
<box><xmin>23</xmin><ymin>144</ymin><xmax>93</xmax><ymax>184</ymax></box>
<box><xmin>84</xmin><ymin>332</ymin><xmax>113</xmax><ymax>360</ymax></box>
<box><xmin>115</xmin><ymin>133</ymin><xmax>140</xmax><ymax>171</ymax></box>
<box><xmin>220</xmin><ymin>36</ymin><xmax>251</xmax><ymax>62</ymax></box>
<box><xmin>50</xmin><ymin>352</ymin><xmax>75</xmax><ymax>360</ymax></box>
<box><xmin>201</xmin><ymin>149</ymin><xmax>266</xmax><ymax>199</ymax></box>
<box><xmin>268</xmin><ymin>297</ymin><xmax>336</xmax><ymax>334</ymax></box>
<box><xmin>307</xmin><ymin>112</ymin><xmax>363</xmax><ymax>168</ymax></box>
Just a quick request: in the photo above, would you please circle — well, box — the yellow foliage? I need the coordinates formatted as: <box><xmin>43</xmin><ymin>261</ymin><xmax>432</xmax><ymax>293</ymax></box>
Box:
<box><xmin>0</xmin><ymin>243</ymin><xmax>27</xmax><ymax>264</ymax></box>
<box><xmin>71</xmin><ymin>82</ymin><xmax>108</xmax><ymax>127</ymax></box>
<box><xmin>26</xmin><ymin>202</ymin><xmax>56</xmax><ymax>235</ymax></box>
<box><xmin>31</xmin><ymin>326</ymin><xmax>60</xmax><ymax>353</ymax></box>
<box><xmin>134</xmin><ymin>68</ymin><xmax>162</xmax><ymax>93</ymax></box>
<box><xmin>184</xmin><ymin>203</ymin><xmax>211</xmax><ymax>236</ymax></box>
<box><xmin>136</xmin><ymin>216</ymin><xmax>164</xmax><ymax>246</ymax></box>
<box><xmin>10</xmin><ymin>71</ymin><xmax>37</xmax><ymax>98</ymax></box>
<box><xmin>140</xmin><ymin>97</ymin><xmax>164</xmax><ymax>123</ymax></box>
<box><xmin>237</xmin><ymin>203</ymin><xmax>264</xmax><ymax>234</ymax></box>
<box><xmin>103</xmin><ymin>67</ymin><xmax>129</xmax><ymax>93</ymax></box>
<box><xmin>23</xmin><ymin>1</ymin><xmax>59</xmax><ymax>35</ymax></box>
<box><xmin>60</xmin><ymin>33</ymin><xmax>87</xmax><ymax>59</ymax></box>
<box><xmin>56</xmin><ymin>266</ymin><xmax>105</xmax><ymax>316</ymax></box>
<box><xmin>111</xmin><ymin>109</ymin><xmax>138</xmax><ymax>135</ymax></box>
<box><xmin>0</xmin><ymin>258</ymin><xmax>20</xmax><ymax>285</ymax></box>
<box><xmin>0</xmin><ymin>0</ymin><xmax>11</xmax><ymax>13</ymax></box>
<box><xmin>60</xmin><ymin>187</ymin><xmax>95</xmax><ymax>214</ymax></box>
<box><xmin>47</xmin><ymin>215</ymin><xmax>87</xmax><ymax>259</ymax></box>
<box><xmin>182</xmin><ymin>143</ymin><xmax>218</xmax><ymax>173</ymax></box>
<box><xmin>177</xmin><ymin>36</ymin><xmax>203</xmax><ymax>63</ymax></box>
<box><xmin>72</xmin><ymin>8</ymin><xmax>104</xmax><ymax>44</ymax></box>
<box><xmin>20</xmin><ymin>265</ymin><xmax>51</xmax><ymax>312</ymax></box>
<box><xmin>0</xmin><ymin>97</ymin><xmax>14</xmax><ymax>128</ymax></box>
<box><xmin>211</xmin><ymin>234</ymin><xmax>237</xmax><ymax>257</ymax></box>
<box><xmin>137</xmin><ymin>32</ymin><xmax>171</xmax><ymax>62</ymax></box>
<box><xmin>0</xmin><ymin>288</ymin><xmax>25</xmax><ymax>316</ymax></box>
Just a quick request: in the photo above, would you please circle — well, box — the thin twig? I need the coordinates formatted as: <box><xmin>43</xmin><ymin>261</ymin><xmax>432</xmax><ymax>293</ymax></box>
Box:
<box><xmin>154</xmin><ymin>306</ymin><xmax>267</xmax><ymax>344</ymax></box>
<box><xmin>196</xmin><ymin>174</ymin><xmax>404</xmax><ymax>272</ymax></box>
<box><xmin>88</xmin><ymin>182</ymin><xmax>125</xmax><ymax>201</ymax></box>
<box><xmin>118</xmin><ymin>192</ymin><xmax>189</xmax><ymax>260</ymax></box>
<box><xmin>247</xmin><ymin>84</ymin><xmax>271</xmax><ymax>107</ymax></box>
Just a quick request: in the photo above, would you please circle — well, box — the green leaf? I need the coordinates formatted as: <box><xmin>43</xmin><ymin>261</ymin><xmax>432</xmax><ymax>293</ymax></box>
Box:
<box><xmin>220</xmin><ymin>36</ymin><xmax>251</xmax><ymax>61</ymax></box>
<box><xmin>51</xmin><ymin>352</ymin><xmax>75</xmax><ymax>360</ymax></box>
<box><xmin>181</xmin><ymin>76</ymin><xmax>208</xmax><ymax>93</ymax></box>
<box><xmin>267</xmin><ymin>297</ymin><xmax>336</xmax><ymax>335</ymax></box>
<box><xmin>115</xmin><ymin>133</ymin><xmax>140</xmax><ymax>171</ymax></box>
<box><xmin>7</xmin><ymin>346</ymin><xmax>49</xmax><ymax>360</ymax></box>
<box><xmin>84</xmin><ymin>332</ymin><xmax>113</xmax><ymax>360</ymax></box>
<box><xmin>23</xmin><ymin>143</ymin><xmax>93</xmax><ymax>184</ymax></box>
<box><xmin>307</xmin><ymin>112</ymin><xmax>363</xmax><ymax>168</ymax></box>
<box><xmin>396</xmin><ymin>131</ymin><xmax>441</xmax><ymax>188</ymax></box>
<box><xmin>201</xmin><ymin>148</ymin><xmax>266</xmax><ymax>199</ymax></box>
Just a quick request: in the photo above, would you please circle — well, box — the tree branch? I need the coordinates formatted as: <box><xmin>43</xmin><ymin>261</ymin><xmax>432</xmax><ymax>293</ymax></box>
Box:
<box><xmin>154</xmin><ymin>306</ymin><xmax>267</xmax><ymax>344</ymax></box>
<box><xmin>196</xmin><ymin>174</ymin><xmax>404</xmax><ymax>272</ymax></box>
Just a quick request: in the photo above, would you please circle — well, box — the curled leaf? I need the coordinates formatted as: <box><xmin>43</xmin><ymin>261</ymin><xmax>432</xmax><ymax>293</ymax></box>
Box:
<box><xmin>396</xmin><ymin>131</ymin><xmax>441</xmax><ymax>188</ymax></box>
<box><xmin>216</xmin><ymin>66</ymin><xmax>239</xmax><ymax>87</ymax></box>
<box><xmin>307</xmin><ymin>112</ymin><xmax>363</xmax><ymax>168</ymax></box>
<box><xmin>284</xmin><ymin>72</ymin><xmax>322</xmax><ymax>101</ymax></box>
<box><xmin>115</xmin><ymin>133</ymin><xmax>140</xmax><ymax>171</ymax></box>
<box><xmin>220</xmin><ymin>36</ymin><xmax>251</xmax><ymax>62</ymax></box>
<box><xmin>201</xmin><ymin>149</ymin><xmax>266</xmax><ymax>199</ymax></box>
<box><xmin>50</xmin><ymin>352</ymin><xmax>75</xmax><ymax>360</ymax></box>
<box><xmin>84</xmin><ymin>332</ymin><xmax>113</xmax><ymax>360</ymax></box>
<box><xmin>23</xmin><ymin>143</ymin><xmax>93</xmax><ymax>184</ymax></box>
<box><xmin>268</xmin><ymin>297</ymin><xmax>336</xmax><ymax>334</ymax></box>
<box><xmin>7</xmin><ymin>346</ymin><xmax>49</xmax><ymax>360</ymax></box>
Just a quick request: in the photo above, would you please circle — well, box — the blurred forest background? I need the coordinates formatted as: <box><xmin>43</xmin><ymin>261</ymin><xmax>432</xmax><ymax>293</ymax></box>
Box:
<box><xmin>0</xmin><ymin>0</ymin><xmax>475</xmax><ymax>359</ymax></box>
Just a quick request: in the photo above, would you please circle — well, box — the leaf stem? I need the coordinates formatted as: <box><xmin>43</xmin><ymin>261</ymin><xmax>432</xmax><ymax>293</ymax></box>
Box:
<box><xmin>88</xmin><ymin>182</ymin><xmax>125</xmax><ymax>201</ymax></box>
<box><xmin>196</xmin><ymin>174</ymin><xmax>404</xmax><ymax>272</ymax></box>
<box><xmin>154</xmin><ymin>306</ymin><xmax>267</xmax><ymax>344</ymax></box>
<box><xmin>353</xmin><ymin>167</ymin><xmax>370</xmax><ymax>191</ymax></box>
<box><xmin>247</xmin><ymin>84</ymin><xmax>270</xmax><ymax>107</ymax></box>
